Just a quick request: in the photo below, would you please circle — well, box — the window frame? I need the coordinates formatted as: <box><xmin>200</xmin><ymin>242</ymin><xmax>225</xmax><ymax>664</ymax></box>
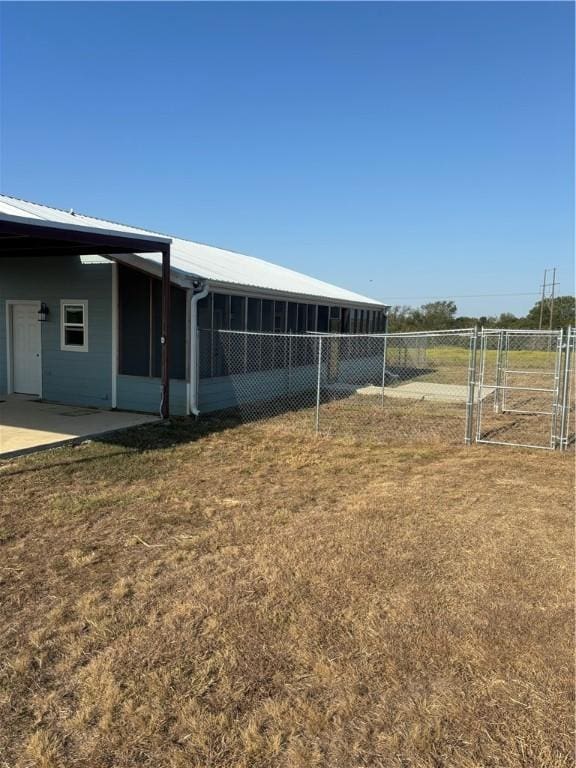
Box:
<box><xmin>60</xmin><ymin>300</ymin><xmax>89</xmax><ymax>352</ymax></box>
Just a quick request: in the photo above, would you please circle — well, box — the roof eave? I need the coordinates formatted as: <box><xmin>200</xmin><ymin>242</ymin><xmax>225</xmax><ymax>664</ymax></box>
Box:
<box><xmin>111</xmin><ymin>254</ymin><xmax>387</xmax><ymax>307</ymax></box>
<box><xmin>0</xmin><ymin>212</ymin><xmax>172</xmax><ymax>254</ymax></box>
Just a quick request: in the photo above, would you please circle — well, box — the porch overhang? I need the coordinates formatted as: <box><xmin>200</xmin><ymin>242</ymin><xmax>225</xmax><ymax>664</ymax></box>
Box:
<box><xmin>0</xmin><ymin>212</ymin><xmax>173</xmax><ymax>418</ymax></box>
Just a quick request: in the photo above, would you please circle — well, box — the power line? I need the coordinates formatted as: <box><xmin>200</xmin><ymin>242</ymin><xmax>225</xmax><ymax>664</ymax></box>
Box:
<box><xmin>382</xmin><ymin>291</ymin><xmax>546</xmax><ymax>301</ymax></box>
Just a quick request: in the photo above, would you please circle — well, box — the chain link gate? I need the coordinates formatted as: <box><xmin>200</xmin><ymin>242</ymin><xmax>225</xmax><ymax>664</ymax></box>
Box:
<box><xmin>474</xmin><ymin>329</ymin><xmax>565</xmax><ymax>450</ymax></box>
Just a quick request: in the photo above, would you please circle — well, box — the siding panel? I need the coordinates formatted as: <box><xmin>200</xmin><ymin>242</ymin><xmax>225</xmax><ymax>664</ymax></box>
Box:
<box><xmin>199</xmin><ymin>365</ymin><xmax>318</xmax><ymax>412</ymax></box>
<box><xmin>117</xmin><ymin>375</ymin><xmax>188</xmax><ymax>415</ymax></box>
<box><xmin>0</xmin><ymin>256</ymin><xmax>112</xmax><ymax>406</ymax></box>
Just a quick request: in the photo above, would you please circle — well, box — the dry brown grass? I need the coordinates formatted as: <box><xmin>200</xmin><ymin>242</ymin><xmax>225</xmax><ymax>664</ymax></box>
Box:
<box><xmin>0</xmin><ymin>417</ymin><xmax>574</xmax><ymax>767</ymax></box>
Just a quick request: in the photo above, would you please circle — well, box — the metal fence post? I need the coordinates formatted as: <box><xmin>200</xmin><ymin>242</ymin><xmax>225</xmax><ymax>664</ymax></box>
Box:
<box><xmin>475</xmin><ymin>328</ymin><xmax>487</xmax><ymax>443</ymax></box>
<box><xmin>287</xmin><ymin>333</ymin><xmax>292</xmax><ymax>395</ymax></box>
<box><xmin>494</xmin><ymin>330</ymin><xmax>503</xmax><ymax>413</ymax></box>
<box><xmin>558</xmin><ymin>326</ymin><xmax>571</xmax><ymax>449</ymax></box>
<box><xmin>380</xmin><ymin>333</ymin><xmax>388</xmax><ymax>407</ymax></box>
<box><xmin>315</xmin><ymin>335</ymin><xmax>323</xmax><ymax>434</ymax></box>
<box><xmin>501</xmin><ymin>331</ymin><xmax>510</xmax><ymax>413</ymax></box>
<box><xmin>465</xmin><ymin>327</ymin><xmax>478</xmax><ymax>445</ymax></box>
<box><xmin>549</xmin><ymin>328</ymin><xmax>564</xmax><ymax>449</ymax></box>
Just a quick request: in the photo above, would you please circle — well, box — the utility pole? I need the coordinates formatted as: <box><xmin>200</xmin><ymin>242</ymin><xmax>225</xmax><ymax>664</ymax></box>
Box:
<box><xmin>538</xmin><ymin>268</ymin><xmax>559</xmax><ymax>330</ymax></box>
<box><xmin>539</xmin><ymin>269</ymin><xmax>548</xmax><ymax>330</ymax></box>
<box><xmin>548</xmin><ymin>267</ymin><xmax>558</xmax><ymax>330</ymax></box>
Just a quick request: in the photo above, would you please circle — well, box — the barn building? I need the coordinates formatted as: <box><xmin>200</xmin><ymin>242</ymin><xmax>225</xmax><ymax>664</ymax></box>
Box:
<box><xmin>0</xmin><ymin>195</ymin><xmax>387</xmax><ymax>417</ymax></box>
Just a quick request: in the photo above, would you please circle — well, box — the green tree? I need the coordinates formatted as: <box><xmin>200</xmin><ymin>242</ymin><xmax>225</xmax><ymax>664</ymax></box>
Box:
<box><xmin>420</xmin><ymin>300</ymin><xmax>457</xmax><ymax>330</ymax></box>
<box><xmin>495</xmin><ymin>312</ymin><xmax>520</xmax><ymax>328</ymax></box>
<box><xmin>525</xmin><ymin>295</ymin><xmax>575</xmax><ymax>329</ymax></box>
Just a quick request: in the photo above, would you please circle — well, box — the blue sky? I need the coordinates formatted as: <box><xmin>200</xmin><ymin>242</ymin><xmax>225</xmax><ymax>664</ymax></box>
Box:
<box><xmin>0</xmin><ymin>1</ymin><xmax>573</xmax><ymax>317</ymax></box>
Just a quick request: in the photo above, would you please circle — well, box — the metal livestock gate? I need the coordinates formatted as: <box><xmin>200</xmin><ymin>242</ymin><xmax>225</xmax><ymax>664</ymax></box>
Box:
<box><xmin>475</xmin><ymin>328</ymin><xmax>573</xmax><ymax>450</ymax></box>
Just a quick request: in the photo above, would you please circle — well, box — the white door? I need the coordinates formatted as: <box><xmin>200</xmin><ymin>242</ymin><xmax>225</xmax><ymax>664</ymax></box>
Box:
<box><xmin>12</xmin><ymin>303</ymin><xmax>41</xmax><ymax>395</ymax></box>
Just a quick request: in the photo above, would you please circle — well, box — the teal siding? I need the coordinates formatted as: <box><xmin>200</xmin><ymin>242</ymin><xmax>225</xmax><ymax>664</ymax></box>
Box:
<box><xmin>0</xmin><ymin>256</ymin><xmax>113</xmax><ymax>407</ymax></box>
<box><xmin>338</xmin><ymin>355</ymin><xmax>382</xmax><ymax>382</ymax></box>
<box><xmin>199</xmin><ymin>365</ymin><xmax>318</xmax><ymax>412</ymax></box>
<box><xmin>0</xmin><ymin>295</ymin><xmax>5</xmax><ymax>395</ymax></box>
<box><xmin>198</xmin><ymin>357</ymin><xmax>384</xmax><ymax>413</ymax></box>
<box><xmin>117</xmin><ymin>375</ymin><xmax>188</xmax><ymax>416</ymax></box>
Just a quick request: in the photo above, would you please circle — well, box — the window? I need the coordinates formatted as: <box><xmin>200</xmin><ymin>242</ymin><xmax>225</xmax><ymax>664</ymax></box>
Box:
<box><xmin>317</xmin><ymin>305</ymin><xmax>329</xmax><ymax>333</ymax></box>
<box><xmin>261</xmin><ymin>300</ymin><xmax>274</xmax><ymax>332</ymax></box>
<box><xmin>61</xmin><ymin>300</ymin><xmax>88</xmax><ymax>351</ymax></box>
<box><xmin>118</xmin><ymin>266</ymin><xmax>187</xmax><ymax>379</ymax></box>
<box><xmin>342</xmin><ymin>307</ymin><xmax>350</xmax><ymax>333</ymax></box>
<box><xmin>230</xmin><ymin>296</ymin><xmax>245</xmax><ymax>330</ymax></box>
<box><xmin>287</xmin><ymin>302</ymin><xmax>297</xmax><ymax>332</ymax></box>
<box><xmin>197</xmin><ymin>294</ymin><xmax>212</xmax><ymax>329</ymax></box>
<box><xmin>307</xmin><ymin>304</ymin><xmax>317</xmax><ymax>333</ymax></box>
<box><xmin>247</xmin><ymin>298</ymin><xmax>261</xmax><ymax>331</ymax></box>
<box><xmin>261</xmin><ymin>300</ymin><xmax>274</xmax><ymax>368</ymax></box>
<box><xmin>329</xmin><ymin>306</ymin><xmax>341</xmax><ymax>333</ymax></box>
<box><xmin>245</xmin><ymin>298</ymin><xmax>261</xmax><ymax>372</ymax></box>
<box><xmin>297</xmin><ymin>304</ymin><xmax>307</xmax><ymax>333</ymax></box>
<box><xmin>213</xmin><ymin>293</ymin><xmax>230</xmax><ymax>330</ymax></box>
<box><xmin>274</xmin><ymin>301</ymin><xmax>286</xmax><ymax>333</ymax></box>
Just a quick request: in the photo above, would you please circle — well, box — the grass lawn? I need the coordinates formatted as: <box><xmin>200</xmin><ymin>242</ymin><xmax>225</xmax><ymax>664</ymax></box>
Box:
<box><xmin>0</xmin><ymin>417</ymin><xmax>573</xmax><ymax>767</ymax></box>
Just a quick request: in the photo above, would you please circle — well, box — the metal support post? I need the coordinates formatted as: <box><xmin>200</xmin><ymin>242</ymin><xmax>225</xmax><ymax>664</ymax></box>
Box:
<box><xmin>465</xmin><ymin>328</ymin><xmax>478</xmax><ymax>445</ymax></box>
<box><xmin>315</xmin><ymin>336</ymin><xmax>323</xmax><ymax>433</ymax></box>
<box><xmin>550</xmin><ymin>328</ymin><xmax>564</xmax><ymax>448</ymax></box>
<box><xmin>287</xmin><ymin>333</ymin><xmax>293</xmax><ymax>395</ymax></box>
<box><xmin>475</xmin><ymin>329</ymin><xmax>487</xmax><ymax>443</ymax></box>
<box><xmin>494</xmin><ymin>330</ymin><xmax>504</xmax><ymax>413</ymax></box>
<box><xmin>380</xmin><ymin>333</ymin><xmax>388</xmax><ymax>407</ymax></box>
<box><xmin>501</xmin><ymin>331</ymin><xmax>510</xmax><ymax>413</ymax></box>
<box><xmin>559</xmin><ymin>327</ymin><xmax>572</xmax><ymax>449</ymax></box>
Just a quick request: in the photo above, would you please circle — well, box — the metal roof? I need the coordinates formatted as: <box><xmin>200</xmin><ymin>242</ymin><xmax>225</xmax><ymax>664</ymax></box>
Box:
<box><xmin>0</xmin><ymin>195</ymin><xmax>385</xmax><ymax>308</ymax></box>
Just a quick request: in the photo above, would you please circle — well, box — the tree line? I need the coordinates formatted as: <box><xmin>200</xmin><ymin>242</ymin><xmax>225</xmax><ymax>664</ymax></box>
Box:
<box><xmin>386</xmin><ymin>296</ymin><xmax>575</xmax><ymax>333</ymax></box>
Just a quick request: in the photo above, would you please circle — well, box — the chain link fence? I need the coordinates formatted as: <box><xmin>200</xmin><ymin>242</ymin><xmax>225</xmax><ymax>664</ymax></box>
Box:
<box><xmin>199</xmin><ymin>329</ymin><xmax>324</xmax><ymax>434</ymax></box>
<box><xmin>315</xmin><ymin>330</ymin><xmax>476</xmax><ymax>444</ymax></box>
<box><xmin>200</xmin><ymin>327</ymin><xmax>574</xmax><ymax>450</ymax></box>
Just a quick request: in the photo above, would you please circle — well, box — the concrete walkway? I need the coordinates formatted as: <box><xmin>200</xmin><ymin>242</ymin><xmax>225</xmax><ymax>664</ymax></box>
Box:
<box><xmin>0</xmin><ymin>396</ymin><xmax>159</xmax><ymax>459</ymax></box>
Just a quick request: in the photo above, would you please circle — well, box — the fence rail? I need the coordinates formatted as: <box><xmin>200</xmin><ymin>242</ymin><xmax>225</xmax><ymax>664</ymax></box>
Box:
<box><xmin>200</xmin><ymin>327</ymin><xmax>574</xmax><ymax>451</ymax></box>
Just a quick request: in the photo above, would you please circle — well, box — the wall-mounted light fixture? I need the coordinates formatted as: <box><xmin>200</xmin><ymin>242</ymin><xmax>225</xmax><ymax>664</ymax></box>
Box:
<box><xmin>38</xmin><ymin>302</ymin><xmax>49</xmax><ymax>322</ymax></box>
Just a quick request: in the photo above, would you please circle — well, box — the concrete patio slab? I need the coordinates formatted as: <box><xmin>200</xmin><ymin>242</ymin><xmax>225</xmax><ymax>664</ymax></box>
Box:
<box><xmin>0</xmin><ymin>396</ymin><xmax>159</xmax><ymax>459</ymax></box>
<box><xmin>355</xmin><ymin>382</ymin><xmax>495</xmax><ymax>403</ymax></box>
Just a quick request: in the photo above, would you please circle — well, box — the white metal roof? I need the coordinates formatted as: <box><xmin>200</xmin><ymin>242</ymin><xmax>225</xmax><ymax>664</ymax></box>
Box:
<box><xmin>0</xmin><ymin>194</ymin><xmax>385</xmax><ymax>308</ymax></box>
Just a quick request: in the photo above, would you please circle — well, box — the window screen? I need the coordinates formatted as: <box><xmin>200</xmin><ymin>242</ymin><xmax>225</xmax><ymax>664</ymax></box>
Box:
<box><xmin>274</xmin><ymin>301</ymin><xmax>286</xmax><ymax>333</ymax></box>
<box><xmin>307</xmin><ymin>304</ymin><xmax>316</xmax><ymax>333</ymax></box>
<box><xmin>119</xmin><ymin>267</ymin><xmax>151</xmax><ymax>376</ymax></box>
<box><xmin>261</xmin><ymin>300</ymin><xmax>274</xmax><ymax>369</ymax></box>
<box><xmin>213</xmin><ymin>294</ymin><xmax>230</xmax><ymax>330</ymax></box>
<box><xmin>287</xmin><ymin>302</ymin><xmax>297</xmax><ymax>332</ymax></box>
<box><xmin>197</xmin><ymin>294</ymin><xmax>212</xmax><ymax>329</ymax></box>
<box><xmin>317</xmin><ymin>305</ymin><xmax>329</xmax><ymax>332</ymax></box>
<box><xmin>342</xmin><ymin>308</ymin><xmax>350</xmax><ymax>333</ymax></box>
<box><xmin>247</xmin><ymin>298</ymin><xmax>261</xmax><ymax>331</ymax></box>
<box><xmin>297</xmin><ymin>304</ymin><xmax>307</xmax><ymax>332</ymax></box>
<box><xmin>230</xmin><ymin>296</ymin><xmax>245</xmax><ymax>330</ymax></box>
<box><xmin>150</xmin><ymin>283</ymin><xmax>187</xmax><ymax>380</ymax></box>
<box><xmin>118</xmin><ymin>265</ymin><xmax>186</xmax><ymax>380</ymax></box>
